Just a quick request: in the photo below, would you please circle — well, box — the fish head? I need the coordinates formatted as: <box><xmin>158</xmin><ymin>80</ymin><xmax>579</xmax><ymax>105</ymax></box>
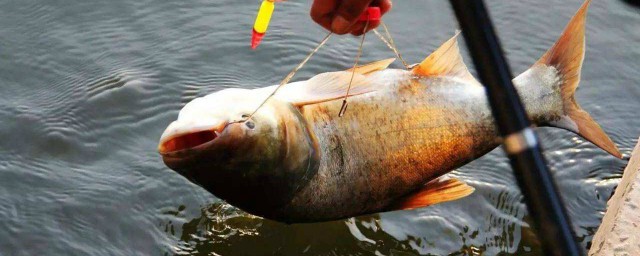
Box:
<box><xmin>158</xmin><ymin>88</ymin><xmax>319</xmax><ymax>219</ymax></box>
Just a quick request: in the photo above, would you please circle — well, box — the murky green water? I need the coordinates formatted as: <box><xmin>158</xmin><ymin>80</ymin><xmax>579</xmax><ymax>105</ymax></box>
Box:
<box><xmin>0</xmin><ymin>0</ymin><xmax>638</xmax><ymax>255</ymax></box>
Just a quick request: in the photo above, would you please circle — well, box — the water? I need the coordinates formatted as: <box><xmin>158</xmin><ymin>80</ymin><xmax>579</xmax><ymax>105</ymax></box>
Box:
<box><xmin>0</xmin><ymin>0</ymin><xmax>638</xmax><ymax>255</ymax></box>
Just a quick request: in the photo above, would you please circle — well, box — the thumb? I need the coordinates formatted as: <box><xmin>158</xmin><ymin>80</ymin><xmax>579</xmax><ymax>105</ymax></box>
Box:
<box><xmin>331</xmin><ymin>0</ymin><xmax>374</xmax><ymax>34</ymax></box>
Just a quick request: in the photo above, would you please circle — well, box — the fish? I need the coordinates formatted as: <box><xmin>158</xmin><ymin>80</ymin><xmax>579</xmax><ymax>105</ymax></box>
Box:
<box><xmin>158</xmin><ymin>0</ymin><xmax>620</xmax><ymax>223</ymax></box>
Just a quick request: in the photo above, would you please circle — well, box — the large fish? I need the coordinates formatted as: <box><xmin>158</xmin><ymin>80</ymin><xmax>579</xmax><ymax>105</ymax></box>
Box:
<box><xmin>158</xmin><ymin>0</ymin><xmax>620</xmax><ymax>223</ymax></box>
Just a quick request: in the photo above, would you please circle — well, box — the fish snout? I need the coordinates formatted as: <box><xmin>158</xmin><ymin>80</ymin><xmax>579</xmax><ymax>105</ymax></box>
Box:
<box><xmin>158</xmin><ymin>120</ymin><xmax>229</xmax><ymax>155</ymax></box>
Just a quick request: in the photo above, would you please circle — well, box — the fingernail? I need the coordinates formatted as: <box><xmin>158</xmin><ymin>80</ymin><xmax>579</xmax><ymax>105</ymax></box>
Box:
<box><xmin>331</xmin><ymin>16</ymin><xmax>350</xmax><ymax>34</ymax></box>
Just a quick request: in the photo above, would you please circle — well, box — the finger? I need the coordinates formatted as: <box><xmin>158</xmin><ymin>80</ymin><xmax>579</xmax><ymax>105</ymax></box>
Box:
<box><xmin>311</xmin><ymin>0</ymin><xmax>338</xmax><ymax>31</ymax></box>
<box><xmin>331</xmin><ymin>0</ymin><xmax>374</xmax><ymax>34</ymax></box>
<box><xmin>363</xmin><ymin>20</ymin><xmax>380</xmax><ymax>33</ymax></box>
<box><xmin>361</xmin><ymin>0</ymin><xmax>390</xmax><ymax>34</ymax></box>
<box><xmin>349</xmin><ymin>20</ymin><xmax>380</xmax><ymax>36</ymax></box>
<box><xmin>375</xmin><ymin>0</ymin><xmax>392</xmax><ymax>15</ymax></box>
<box><xmin>349</xmin><ymin>22</ymin><xmax>366</xmax><ymax>36</ymax></box>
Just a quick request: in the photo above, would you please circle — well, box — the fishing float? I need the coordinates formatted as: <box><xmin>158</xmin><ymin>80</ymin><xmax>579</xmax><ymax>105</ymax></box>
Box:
<box><xmin>251</xmin><ymin>0</ymin><xmax>277</xmax><ymax>49</ymax></box>
<box><xmin>250</xmin><ymin>0</ymin><xmax>382</xmax><ymax>50</ymax></box>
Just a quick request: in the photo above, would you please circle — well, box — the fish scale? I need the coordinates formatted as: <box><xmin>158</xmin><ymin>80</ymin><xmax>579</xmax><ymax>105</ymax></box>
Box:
<box><xmin>285</xmin><ymin>74</ymin><xmax>503</xmax><ymax>221</ymax></box>
<box><xmin>159</xmin><ymin>0</ymin><xmax>621</xmax><ymax>223</ymax></box>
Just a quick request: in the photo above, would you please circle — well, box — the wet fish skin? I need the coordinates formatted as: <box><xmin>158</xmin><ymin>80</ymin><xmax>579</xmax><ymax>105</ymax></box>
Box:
<box><xmin>162</xmin><ymin>95</ymin><xmax>320</xmax><ymax>218</ymax></box>
<box><xmin>273</xmin><ymin>66</ymin><xmax>563</xmax><ymax>222</ymax></box>
<box><xmin>158</xmin><ymin>0</ymin><xmax>619</xmax><ymax>223</ymax></box>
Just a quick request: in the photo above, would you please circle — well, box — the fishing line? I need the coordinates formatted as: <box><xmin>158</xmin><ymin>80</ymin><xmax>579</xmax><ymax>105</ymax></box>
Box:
<box><xmin>374</xmin><ymin>21</ymin><xmax>409</xmax><ymax>69</ymax></box>
<box><xmin>246</xmin><ymin>12</ymin><xmax>406</xmax><ymax>120</ymax></box>
<box><xmin>245</xmin><ymin>32</ymin><xmax>333</xmax><ymax>122</ymax></box>
<box><xmin>338</xmin><ymin>19</ymin><xmax>370</xmax><ymax>117</ymax></box>
<box><xmin>340</xmin><ymin>20</ymin><xmax>410</xmax><ymax>116</ymax></box>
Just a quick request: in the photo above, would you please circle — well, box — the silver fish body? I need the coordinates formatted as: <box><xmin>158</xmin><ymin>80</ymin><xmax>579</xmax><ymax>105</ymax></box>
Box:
<box><xmin>273</xmin><ymin>66</ymin><xmax>563</xmax><ymax>222</ymax></box>
<box><xmin>159</xmin><ymin>0</ymin><xmax>620</xmax><ymax>223</ymax></box>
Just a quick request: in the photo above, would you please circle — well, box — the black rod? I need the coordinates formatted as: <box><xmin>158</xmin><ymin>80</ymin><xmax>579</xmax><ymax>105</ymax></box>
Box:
<box><xmin>448</xmin><ymin>0</ymin><xmax>582</xmax><ymax>255</ymax></box>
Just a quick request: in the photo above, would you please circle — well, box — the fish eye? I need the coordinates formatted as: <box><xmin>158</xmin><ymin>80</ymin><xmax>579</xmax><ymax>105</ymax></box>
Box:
<box><xmin>245</xmin><ymin>121</ymin><xmax>255</xmax><ymax>129</ymax></box>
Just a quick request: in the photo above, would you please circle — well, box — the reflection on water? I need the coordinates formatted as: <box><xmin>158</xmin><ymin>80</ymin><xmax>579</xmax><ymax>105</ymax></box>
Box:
<box><xmin>167</xmin><ymin>199</ymin><xmax>545</xmax><ymax>255</ymax></box>
<box><xmin>0</xmin><ymin>0</ymin><xmax>638</xmax><ymax>255</ymax></box>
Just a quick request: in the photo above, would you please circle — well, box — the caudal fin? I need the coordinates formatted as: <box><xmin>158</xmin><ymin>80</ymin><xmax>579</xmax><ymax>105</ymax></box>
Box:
<box><xmin>534</xmin><ymin>0</ymin><xmax>621</xmax><ymax>158</ymax></box>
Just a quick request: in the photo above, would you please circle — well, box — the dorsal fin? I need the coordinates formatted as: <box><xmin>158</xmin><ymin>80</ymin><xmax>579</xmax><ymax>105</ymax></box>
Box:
<box><xmin>412</xmin><ymin>32</ymin><xmax>479</xmax><ymax>85</ymax></box>
<box><xmin>389</xmin><ymin>177</ymin><xmax>475</xmax><ymax>211</ymax></box>
<box><xmin>346</xmin><ymin>58</ymin><xmax>396</xmax><ymax>75</ymax></box>
<box><xmin>274</xmin><ymin>71</ymin><xmax>380</xmax><ymax>107</ymax></box>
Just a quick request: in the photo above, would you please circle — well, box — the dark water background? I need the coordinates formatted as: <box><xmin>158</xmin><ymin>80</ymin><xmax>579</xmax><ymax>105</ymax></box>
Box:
<box><xmin>1</xmin><ymin>0</ymin><xmax>639</xmax><ymax>255</ymax></box>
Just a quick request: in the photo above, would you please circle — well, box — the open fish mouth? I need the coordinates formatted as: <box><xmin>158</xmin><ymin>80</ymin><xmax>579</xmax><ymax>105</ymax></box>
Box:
<box><xmin>159</xmin><ymin>130</ymin><xmax>219</xmax><ymax>154</ymax></box>
<box><xmin>158</xmin><ymin>122</ymin><xmax>227</xmax><ymax>155</ymax></box>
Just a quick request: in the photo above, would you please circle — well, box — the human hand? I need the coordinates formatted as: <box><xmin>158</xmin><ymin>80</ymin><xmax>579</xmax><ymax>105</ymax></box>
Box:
<box><xmin>310</xmin><ymin>0</ymin><xmax>392</xmax><ymax>36</ymax></box>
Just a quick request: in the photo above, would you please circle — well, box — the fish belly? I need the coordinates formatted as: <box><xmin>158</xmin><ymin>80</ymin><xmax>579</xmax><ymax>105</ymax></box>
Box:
<box><xmin>280</xmin><ymin>70</ymin><xmax>507</xmax><ymax>222</ymax></box>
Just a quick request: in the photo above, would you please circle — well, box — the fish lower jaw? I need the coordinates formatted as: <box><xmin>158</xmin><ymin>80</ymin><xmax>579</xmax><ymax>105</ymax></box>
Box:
<box><xmin>158</xmin><ymin>130</ymin><xmax>219</xmax><ymax>155</ymax></box>
<box><xmin>158</xmin><ymin>120</ymin><xmax>229</xmax><ymax>155</ymax></box>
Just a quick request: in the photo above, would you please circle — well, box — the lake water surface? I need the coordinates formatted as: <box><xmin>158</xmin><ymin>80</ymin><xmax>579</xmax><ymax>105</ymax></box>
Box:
<box><xmin>1</xmin><ymin>0</ymin><xmax>639</xmax><ymax>255</ymax></box>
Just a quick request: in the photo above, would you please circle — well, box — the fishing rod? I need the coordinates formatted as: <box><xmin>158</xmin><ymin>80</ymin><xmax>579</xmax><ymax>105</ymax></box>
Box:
<box><xmin>448</xmin><ymin>0</ymin><xmax>583</xmax><ymax>255</ymax></box>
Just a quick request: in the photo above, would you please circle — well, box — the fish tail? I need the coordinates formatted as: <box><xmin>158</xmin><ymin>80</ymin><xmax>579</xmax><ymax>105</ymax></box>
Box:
<box><xmin>529</xmin><ymin>0</ymin><xmax>621</xmax><ymax>158</ymax></box>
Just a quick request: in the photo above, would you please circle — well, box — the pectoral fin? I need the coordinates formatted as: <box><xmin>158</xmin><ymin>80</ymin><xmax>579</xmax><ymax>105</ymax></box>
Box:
<box><xmin>390</xmin><ymin>178</ymin><xmax>475</xmax><ymax>211</ymax></box>
<box><xmin>346</xmin><ymin>58</ymin><xmax>396</xmax><ymax>75</ymax></box>
<box><xmin>412</xmin><ymin>32</ymin><xmax>480</xmax><ymax>86</ymax></box>
<box><xmin>275</xmin><ymin>71</ymin><xmax>380</xmax><ymax>107</ymax></box>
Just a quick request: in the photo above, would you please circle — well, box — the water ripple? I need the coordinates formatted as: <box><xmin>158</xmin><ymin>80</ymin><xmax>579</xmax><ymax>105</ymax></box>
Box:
<box><xmin>0</xmin><ymin>0</ymin><xmax>638</xmax><ymax>255</ymax></box>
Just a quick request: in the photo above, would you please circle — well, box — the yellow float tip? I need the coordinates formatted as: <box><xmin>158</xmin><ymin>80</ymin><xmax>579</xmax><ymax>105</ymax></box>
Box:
<box><xmin>251</xmin><ymin>0</ymin><xmax>275</xmax><ymax>49</ymax></box>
